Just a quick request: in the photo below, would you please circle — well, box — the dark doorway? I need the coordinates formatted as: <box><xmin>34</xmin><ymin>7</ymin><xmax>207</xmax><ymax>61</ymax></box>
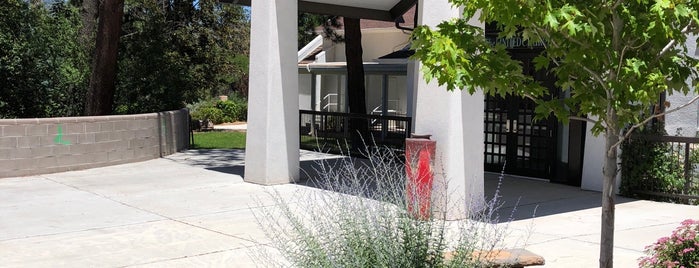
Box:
<box><xmin>484</xmin><ymin>52</ymin><xmax>557</xmax><ymax>179</ymax></box>
<box><xmin>482</xmin><ymin>23</ymin><xmax>586</xmax><ymax>185</ymax></box>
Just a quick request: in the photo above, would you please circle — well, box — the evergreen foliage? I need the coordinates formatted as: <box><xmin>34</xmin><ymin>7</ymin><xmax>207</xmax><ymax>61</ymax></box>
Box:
<box><xmin>0</xmin><ymin>0</ymin><xmax>88</xmax><ymax>118</ymax></box>
<box><xmin>114</xmin><ymin>0</ymin><xmax>249</xmax><ymax>114</ymax></box>
<box><xmin>0</xmin><ymin>0</ymin><xmax>250</xmax><ymax>118</ymax></box>
<box><xmin>298</xmin><ymin>13</ymin><xmax>342</xmax><ymax>48</ymax></box>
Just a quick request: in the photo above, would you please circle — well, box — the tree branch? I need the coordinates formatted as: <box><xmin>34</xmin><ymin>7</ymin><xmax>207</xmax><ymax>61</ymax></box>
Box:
<box><xmin>579</xmin><ymin>64</ymin><xmax>610</xmax><ymax>92</ymax></box>
<box><xmin>570</xmin><ymin>116</ymin><xmax>598</xmax><ymax>124</ymax></box>
<box><xmin>657</xmin><ymin>21</ymin><xmax>695</xmax><ymax>59</ymax></box>
<box><xmin>616</xmin><ymin>45</ymin><xmax>628</xmax><ymax>79</ymax></box>
<box><xmin>611</xmin><ymin>0</ymin><xmax>625</xmax><ymax>10</ymax></box>
<box><xmin>611</xmin><ymin>94</ymin><xmax>699</xmax><ymax>150</ymax></box>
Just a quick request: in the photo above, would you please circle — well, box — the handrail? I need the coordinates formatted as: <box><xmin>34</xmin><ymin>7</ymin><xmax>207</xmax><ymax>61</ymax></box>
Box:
<box><xmin>300</xmin><ymin>110</ymin><xmax>411</xmax><ymax>122</ymax></box>
<box><xmin>322</xmin><ymin>93</ymin><xmax>337</xmax><ymax>101</ymax></box>
<box><xmin>631</xmin><ymin>134</ymin><xmax>699</xmax><ymax>143</ymax></box>
<box><xmin>322</xmin><ymin>94</ymin><xmax>338</xmax><ymax>112</ymax></box>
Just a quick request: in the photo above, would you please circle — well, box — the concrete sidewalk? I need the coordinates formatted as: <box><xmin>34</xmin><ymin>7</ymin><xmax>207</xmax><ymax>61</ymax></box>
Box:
<box><xmin>1</xmin><ymin>149</ymin><xmax>698</xmax><ymax>267</ymax></box>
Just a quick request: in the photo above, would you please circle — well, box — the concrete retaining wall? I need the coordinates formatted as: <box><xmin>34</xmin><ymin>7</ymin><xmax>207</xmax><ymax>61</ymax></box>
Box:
<box><xmin>0</xmin><ymin>109</ymin><xmax>190</xmax><ymax>178</ymax></box>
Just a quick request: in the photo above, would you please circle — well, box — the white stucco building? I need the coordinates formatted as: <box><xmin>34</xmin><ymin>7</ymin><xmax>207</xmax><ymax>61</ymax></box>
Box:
<box><xmin>238</xmin><ymin>0</ymin><xmax>699</xmax><ymax>218</ymax></box>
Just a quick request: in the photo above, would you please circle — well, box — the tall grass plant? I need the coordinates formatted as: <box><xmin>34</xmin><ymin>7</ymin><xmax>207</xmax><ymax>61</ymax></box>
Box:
<box><xmin>254</xmin><ymin>146</ymin><xmax>526</xmax><ymax>267</ymax></box>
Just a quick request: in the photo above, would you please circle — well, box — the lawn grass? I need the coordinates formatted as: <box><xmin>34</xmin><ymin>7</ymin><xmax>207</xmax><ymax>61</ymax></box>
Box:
<box><xmin>191</xmin><ymin>131</ymin><xmax>246</xmax><ymax>149</ymax></box>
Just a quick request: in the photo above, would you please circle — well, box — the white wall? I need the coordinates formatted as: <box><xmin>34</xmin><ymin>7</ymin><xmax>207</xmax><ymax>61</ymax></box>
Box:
<box><xmin>299</xmin><ymin>74</ymin><xmax>312</xmax><ymax>110</ymax></box>
<box><xmin>388</xmin><ymin>75</ymin><xmax>408</xmax><ymax>113</ymax></box>
<box><xmin>580</xmin><ymin>118</ymin><xmax>622</xmax><ymax>193</ymax></box>
<box><xmin>362</xmin><ymin>28</ymin><xmax>412</xmax><ymax>60</ymax></box>
<box><xmin>413</xmin><ymin>0</ymin><xmax>484</xmax><ymax>219</ymax></box>
<box><xmin>325</xmin><ymin>28</ymin><xmax>412</xmax><ymax>61</ymax></box>
<box><xmin>665</xmin><ymin>34</ymin><xmax>699</xmax><ymax>137</ymax></box>
<box><xmin>581</xmin><ymin>118</ymin><xmax>605</xmax><ymax>191</ymax></box>
<box><xmin>365</xmin><ymin>75</ymin><xmax>383</xmax><ymax>113</ymax></box>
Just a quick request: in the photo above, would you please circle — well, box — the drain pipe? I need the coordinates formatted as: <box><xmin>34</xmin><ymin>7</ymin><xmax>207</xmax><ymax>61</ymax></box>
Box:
<box><xmin>394</xmin><ymin>2</ymin><xmax>418</xmax><ymax>31</ymax></box>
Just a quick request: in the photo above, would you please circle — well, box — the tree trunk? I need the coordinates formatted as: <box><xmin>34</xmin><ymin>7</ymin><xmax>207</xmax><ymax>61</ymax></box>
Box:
<box><xmin>344</xmin><ymin>18</ymin><xmax>366</xmax><ymax>114</ymax></box>
<box><xmin>343</xmin><ymin>17</ymin><xmax>367</xmax><ymax>150</ymax></box>
<box><xmin>600</xmin><ymin>112</ymin><xmax>619</xmax><ymax>268</ymax></box>
<box><xmin>85</xmin><ymin>0</ymin><xmax>124</xmax><ymax>115</ymax></box>
<box><xmin>80</xmin><ymin>0</ymin><xmax>98</xmax><ymax>49</ymax></box>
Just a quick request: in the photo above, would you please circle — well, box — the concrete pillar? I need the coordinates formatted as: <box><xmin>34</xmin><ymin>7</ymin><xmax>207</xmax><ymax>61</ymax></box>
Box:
<box><xmin>244</xmin><ymin>0</ymin><xmax>299</xmax><ymax>185</ymax></box>
<box><xmin>414</xmin><ymin>0</ymin><xmax>485</xmax><ymax>219</ymax></box>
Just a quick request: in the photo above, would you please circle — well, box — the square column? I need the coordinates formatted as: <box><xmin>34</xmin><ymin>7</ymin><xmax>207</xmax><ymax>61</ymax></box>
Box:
<box><xmin>414</xmin><ymin>0</ymin><xmax>485</xmax><ymax>219</ymax></box>
<box><xmin>245</xmin><ymin>0</ymin><xmax>299</xmax><ymax>185</ymax></box>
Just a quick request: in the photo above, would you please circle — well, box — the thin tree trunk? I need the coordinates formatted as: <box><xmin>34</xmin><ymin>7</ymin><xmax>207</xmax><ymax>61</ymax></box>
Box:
<box><xmin>344</xmin><ymin>17</ymin><xmax>367</xmax><ymax>150</ymax></box>
<box><xmin>85</xmin><ymin>0</ymin><xmax>124</xmax><ymax>115</ymax></box>
<box><xmin>600</xmin><ymin>112</ymin><xmax>619</xmax><ymax>268</ymax></box>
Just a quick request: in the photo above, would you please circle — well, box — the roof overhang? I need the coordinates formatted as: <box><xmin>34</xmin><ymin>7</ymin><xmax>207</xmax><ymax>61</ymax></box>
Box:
<box><xmin>228</xmin><ymin>0</ymin><xmax>416</xmax><ymax>22</ymax></box>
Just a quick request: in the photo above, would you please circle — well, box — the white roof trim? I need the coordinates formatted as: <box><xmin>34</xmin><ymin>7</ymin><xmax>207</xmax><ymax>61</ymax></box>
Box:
<box><xmin>298</xmin><ymin>35</ymin><xmax>323</xmax><ymax>63</ymax></box>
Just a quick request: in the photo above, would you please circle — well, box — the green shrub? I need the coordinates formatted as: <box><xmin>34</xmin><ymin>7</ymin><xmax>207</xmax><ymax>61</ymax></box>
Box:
<box><xmin>216</xmin><ymin>100</ymin><xmax>243</xmax><ymax>122</ymax></box>
<box><xmin>197</xmin><ymin>106</ymin><xmax>225</xmax><ymax>124</ymax></box>
<box><xmin>226</xmin><ymin>92</ymin><xmax>248</xmax><ymax>121</ymax></box>
<box><xmin>620</xmin><ymin>123</ymin><xmax>693</xmax><ymax>203</ymax></box>
<box><xmin>188</xmin><ymin>94</ymin><xmax>247</xmax><ymax>124</ymax></box>
<box><xmin>189</xmin><ymin>99</ymin><xmax>222</xmax><ymax>124</ymax></box>
<box><xmin>254</xmin><ymin>147</ymin><xmax>522</xmax><ymax>267</ymax></box>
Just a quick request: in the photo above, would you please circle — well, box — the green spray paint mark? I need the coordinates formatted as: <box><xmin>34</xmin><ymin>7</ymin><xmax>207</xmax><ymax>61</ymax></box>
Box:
<box><xmin>54</xmin><ymin>124</ymin><xmax>71</xmax><ymax>145</ymax></box>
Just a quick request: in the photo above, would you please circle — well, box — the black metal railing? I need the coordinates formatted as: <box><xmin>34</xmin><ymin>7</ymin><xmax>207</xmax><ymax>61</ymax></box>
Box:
<box><xmin>622</xmin><ymin>134</ymin><xmax>699</xmax><ymax>204</ymax></box>
<box><xmin>299</xmin><ymin>110</ymin><xmax>412</xmax><ymax>154</ymax></box>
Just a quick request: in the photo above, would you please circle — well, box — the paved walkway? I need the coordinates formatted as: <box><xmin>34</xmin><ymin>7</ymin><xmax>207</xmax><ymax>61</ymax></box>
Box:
<box><xmin>1</xmin><ymin>149</ymin><xmax>698</xmax><ymax>267</ymax></box>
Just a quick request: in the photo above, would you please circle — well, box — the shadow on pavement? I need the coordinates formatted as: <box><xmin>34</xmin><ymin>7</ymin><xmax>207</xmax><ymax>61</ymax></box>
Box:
<box><xmin>485</xmin><ymin>172</ymin><xmax>635</xmax><ymax>221</ymax></box>
<box><xmin>168</xmin><ymin>149</ymin><xmax>635</xmax><ymax>222</ymax></box>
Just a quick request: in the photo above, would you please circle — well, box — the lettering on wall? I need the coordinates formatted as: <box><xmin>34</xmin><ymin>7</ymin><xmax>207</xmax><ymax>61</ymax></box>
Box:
<box><xmin>485</xmin><ymin>35</ymin><xmax>546</xmax><ymax>49</ymax></box>
<box><xmin>54</xmin><ymin>124</ymin><xmax>71</xmax><ymax>145</ymax></box>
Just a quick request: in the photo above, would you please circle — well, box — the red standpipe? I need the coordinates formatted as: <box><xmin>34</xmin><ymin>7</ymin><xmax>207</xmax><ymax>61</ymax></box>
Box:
<box><xmin>405</xmin><ymin>138</ymin><xmax>436</xmax><ymax>220</ymax></box>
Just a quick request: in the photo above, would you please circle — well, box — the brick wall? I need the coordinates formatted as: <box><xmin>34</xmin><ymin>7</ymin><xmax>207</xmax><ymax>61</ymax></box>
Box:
<box><xmin>0</xmin><ymin>109</ymin><xmax>190</xmax><ymax>178</ymax></box>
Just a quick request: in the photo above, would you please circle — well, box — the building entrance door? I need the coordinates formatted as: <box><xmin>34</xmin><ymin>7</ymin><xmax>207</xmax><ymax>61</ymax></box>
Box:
<box><xmin>484</xmin><ymin>53</ymin><xmax>557</xmax><ymax>179</ymax></box>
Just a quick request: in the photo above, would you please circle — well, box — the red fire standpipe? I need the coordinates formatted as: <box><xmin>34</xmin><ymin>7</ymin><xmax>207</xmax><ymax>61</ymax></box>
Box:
<box><xmin>405</xmin><ymin>137</ymin><xmax>436</xmax><ymax>220</ymax></box>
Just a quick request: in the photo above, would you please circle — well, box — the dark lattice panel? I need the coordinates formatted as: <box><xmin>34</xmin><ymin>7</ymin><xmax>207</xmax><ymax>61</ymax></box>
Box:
<box><xmin>512</xmin><ymin>98</ymin><xmax>552</xmax><ymax>176</ymax></box>
<box><xmin>484</xmin><ymin>94</ymin><xmax>508</xmax><ymax>169</ymax></box>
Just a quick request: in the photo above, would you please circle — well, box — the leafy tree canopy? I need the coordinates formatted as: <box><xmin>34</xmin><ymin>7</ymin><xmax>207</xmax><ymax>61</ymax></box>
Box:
<box><xmin>411</xmin><ymin>1</ymin><xmax>699</xmax><ymax>267</ymax></box>
<box><xmin>0</xmin><ymin>0</ymin><xmax>88</xmax><ymax>118</ymax></box>
<box><xmin>115</xmin><ymin>0</ymin><xmax>250</xmax><ymax>114</ymax></box>
<box><xmin>298</xmin><ymin>12</ymin><xmax>342</xmax><ymax>48</ymax></box>
<box><xmin>412</xmin><ymin>0</ymin><xmax>699</xmax><ymax>136</ymax></box>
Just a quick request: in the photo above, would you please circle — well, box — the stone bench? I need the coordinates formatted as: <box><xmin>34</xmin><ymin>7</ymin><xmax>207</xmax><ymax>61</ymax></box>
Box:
<box><xmin>445</xmin><ymin>248</ymin><xmax>545</xmax><ymax>267</ymax></box>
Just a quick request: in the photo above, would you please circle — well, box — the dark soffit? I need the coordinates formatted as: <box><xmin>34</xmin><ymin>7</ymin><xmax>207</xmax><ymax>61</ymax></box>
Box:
<box><xmin>226</xmin><ymin>0</ymin><xmax>417</xmax><ymax>22</ymax></box>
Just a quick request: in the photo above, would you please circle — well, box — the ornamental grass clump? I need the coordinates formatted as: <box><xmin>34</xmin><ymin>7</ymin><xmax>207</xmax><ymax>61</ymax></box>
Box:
<box><xmin>254</xmin><ymin>146</ymin><xmax>524</xmax><ymax>267</ymax></box>
<box><xmin>639</xmin><ymin>219</ymin><xmax>699</xmax><ymax>268</ymax></box>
